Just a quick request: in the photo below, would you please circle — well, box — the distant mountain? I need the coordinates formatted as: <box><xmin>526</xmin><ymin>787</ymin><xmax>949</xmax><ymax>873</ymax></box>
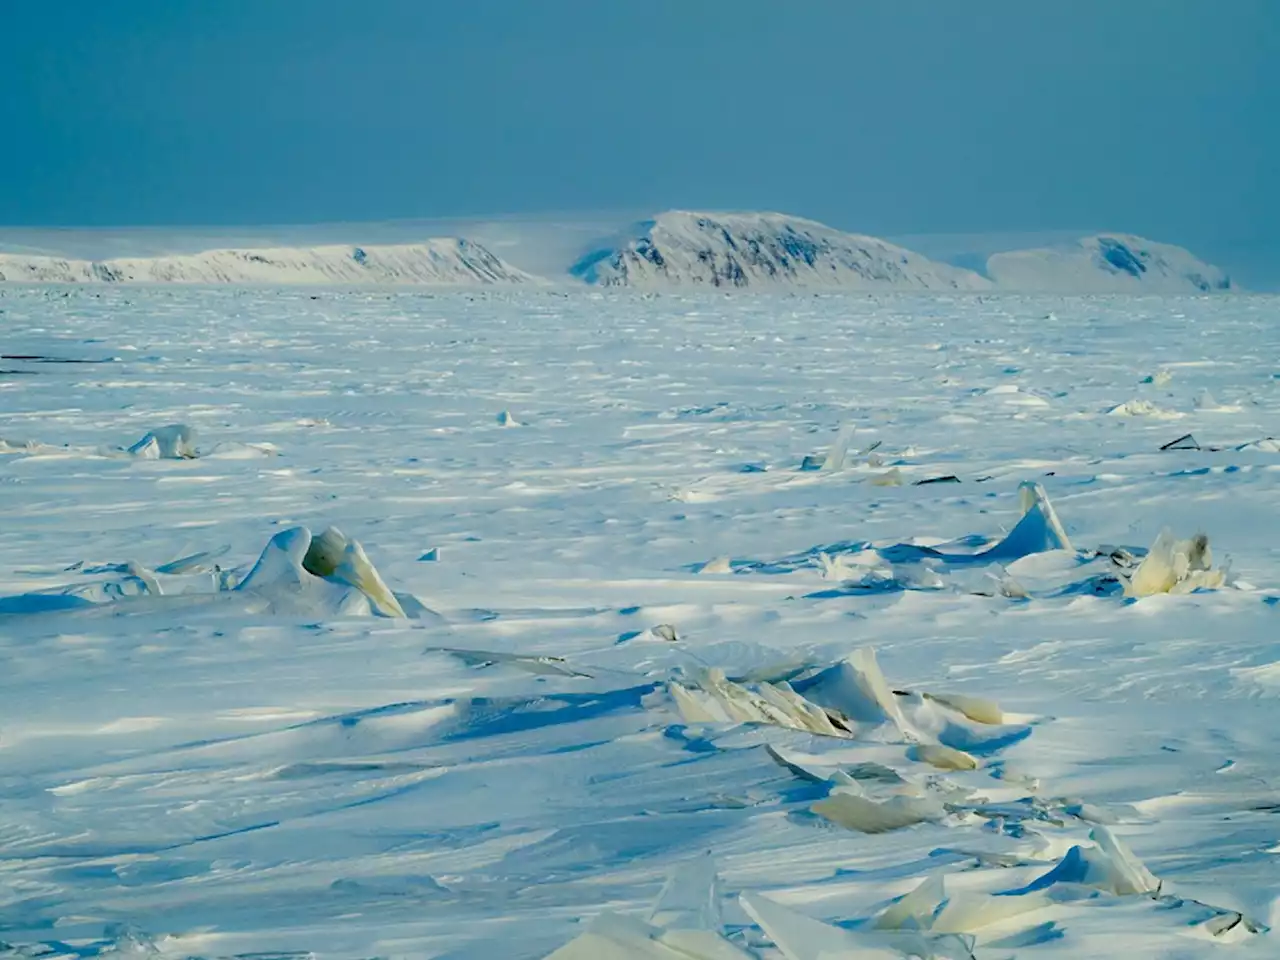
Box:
<box><xmin>0</xmin><ymin>240</ymin><xmax>535</xmax><ymax>285</ymax></box>
<box><xmin>987</xmin><ymin>234</ymin><xmax>1234</xmax><ymax>293</ymax></box>
<box><xmin>0</xmin><ymin>220</ymin><xmax>1241</xmax><ymax>294</ymax></box>
<box><xmin>571</xmin><ymin>211</ymin><xmax>991</xmax><ymax>290</ymax></box>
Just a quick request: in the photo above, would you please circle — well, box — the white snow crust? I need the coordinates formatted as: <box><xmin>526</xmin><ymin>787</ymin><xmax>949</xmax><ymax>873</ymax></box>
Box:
<box><xmin>1</xmin><ymin>285</ymin><xmax>1278</xmax><ymax>959</ymax></box>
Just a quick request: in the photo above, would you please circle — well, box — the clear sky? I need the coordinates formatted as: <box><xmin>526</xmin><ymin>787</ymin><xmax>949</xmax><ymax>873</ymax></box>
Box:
<box><xmin>2</xmin><ymin>0</ymin><xmax>1276</xmax><ymax>254</ymax></box>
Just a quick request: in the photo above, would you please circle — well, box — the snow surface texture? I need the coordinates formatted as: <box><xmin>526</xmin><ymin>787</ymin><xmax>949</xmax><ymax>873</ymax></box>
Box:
<box><xmin>0</xmin><ymin>240</ymin><xmax>535</xmax><ymax>285</ymax></box>
<box><xmin>988</xmin><ymin>234</ymin><xmax>1235</xmax><ymax>294</ymax></box>
<box><xmin>2</xmin><ymin>287</ymin><xmax>1280</xmax><ymax>959</ymax></box>
<box><xmin>571</xmin><ymin>211</ymin><xmax>993</xmax><ymax>290</ymax></box>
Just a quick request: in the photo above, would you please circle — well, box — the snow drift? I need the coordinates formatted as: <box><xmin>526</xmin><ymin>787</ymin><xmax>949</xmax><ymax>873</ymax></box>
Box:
<box><xmin>987</xmin><ymin>234</ymin><xmax>1234</xmax><ymax>293</ymax></box>
<box><xmin>0</xmin><ymin>525</ymin><xmax>425</xmax><ymax>619</ymax></box>
<box><xmin>236</xmin><ymin>525</ymin><xmax>408</xmax><ymax>618</ymax></box>
<box><xmin>0</xmin><ymin>423</ymin><xmax>277</xmax><ymax>461</ymax></box>
<box><xmin>0</xmin><ymin>239</ymin><xmax>536</xmax><ymax>285</ymax></box>
<box><xmin>571</xmin><ymin>211</ymin><xmax>992</xmax><ymax>290</ymax></box>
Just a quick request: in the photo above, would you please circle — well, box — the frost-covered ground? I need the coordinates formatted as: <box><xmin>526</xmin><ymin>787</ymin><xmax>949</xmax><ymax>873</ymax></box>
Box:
<box><xmin>1</xmin><ymin>287</ymin><xmax>1278</xmax><ymax>959</ymax></box>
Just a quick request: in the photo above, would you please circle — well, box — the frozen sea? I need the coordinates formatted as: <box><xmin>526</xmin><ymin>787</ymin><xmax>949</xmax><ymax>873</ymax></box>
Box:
<box><xmin>1</xmin><ymin>286</ymin><xmax>1279</xmax><ymax>959</ymax></box>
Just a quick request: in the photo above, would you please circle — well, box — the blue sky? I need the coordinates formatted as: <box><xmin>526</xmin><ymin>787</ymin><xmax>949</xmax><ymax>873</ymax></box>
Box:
<box><xmin>2</xmin><ymin>1</ymin><xmax>1276</xmax><ymax>255</ymax></box>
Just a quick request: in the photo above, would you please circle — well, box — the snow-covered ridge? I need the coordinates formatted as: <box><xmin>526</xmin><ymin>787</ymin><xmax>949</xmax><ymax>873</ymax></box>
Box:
<box><xmin>572</xmin><ymin>211</ymin><xmax>992</xmax><ymax>290</ymax></box>
<box><xmin>0</xmin><ymin>239</ymin><xmax>536</xmax><ymax>285</ymax></box>
<box><xmin>987</xmin><ymin>233</ymin><xmax>1234</xmax><ymax>293</ymax></box>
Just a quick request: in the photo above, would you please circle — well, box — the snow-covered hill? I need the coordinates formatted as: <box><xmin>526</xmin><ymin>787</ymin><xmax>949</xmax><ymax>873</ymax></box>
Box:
<box><xmin>0</xmin><ymin>240</ymin><xmax>536</xmax><ymax>285</ymax></box>
<box><xmin>0</xmin><ymin>221</ymin><xmax>1242</xmax><ymax>293</ymax></box>
<box><xmin>571</xmin><ymin>211</ymin><xmax>992</xmax><ymax>290</ymax></box>
<box><xmin>987</xmin><ymin>234</ymin><xmax>1234</xmax><ymax>293</ymax></box>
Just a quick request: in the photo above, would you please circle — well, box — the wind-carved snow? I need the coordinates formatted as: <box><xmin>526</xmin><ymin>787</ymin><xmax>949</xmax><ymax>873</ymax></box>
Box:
<box><xmin>0</xmin><ymin>523</ymin><xmax>424</xmax><ymax>618</ymax></box>
<box><xmin>0</xmin><ymin>239</ymin><xmax>536</xmax><ymax>285</ymax></box>
<box><xmin>236</xmin><ymin>526</ymin><xmax>409</xmax><ymax>618</ymax></box>
<box><xmin>572</xmin><ymin>211</ymin><xmax>992</xmax><ymax>289</ymax></box>
<box><xmin>987</xmin><ymin>233</ymin><xmax>1234</xmax><ymax>293</ymax></box>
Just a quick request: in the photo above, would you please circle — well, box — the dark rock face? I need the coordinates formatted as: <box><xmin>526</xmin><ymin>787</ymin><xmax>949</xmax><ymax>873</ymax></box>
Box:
<box><xmin>1096</xmin><ymin>237</ymin><xmax>1149</xmax><ymax>278</ymax></box>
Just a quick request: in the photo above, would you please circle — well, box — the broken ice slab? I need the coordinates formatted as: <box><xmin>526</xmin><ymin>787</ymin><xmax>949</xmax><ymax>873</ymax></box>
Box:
<box><xmin>1159</xmin><ymin>433</ymin><xmax>1200</xmax><ymax>451</ymax></box>
<box><xmin>127</xmin><ymin>423</ymin><xmax>198</xmax><ymax>459</ymax></box>
<box><xmin>811</xmin><ymin>790</ymin><xmax>947</xmax><ymax>833</ymax></box>
<box><xmin>301</xmin><ymin>526</ymin><xmax>407</xmax><ymax>618</ymax></box>
<box><xmin>820</xmin><ymin>423</ymin><xmax>856</xmax><ymax>473</ymax></box>
<box><xmin>741</xmin><ymin>891</ymin><xmax>977</xmax><ymax>960</ymax></box>
<box><xmin>1121</xmin><ymin>529</ymin><xmax>1226</xmax><ymax>597</ymax></box>
<box><xmin>237</xmin><ymin>525</ymin><xmax>408</xmax><ymax>618</ymax></box>
<box><xmin>545</xmin><ymin>857</ymin><xmax>753</xmax><ymax>959</ymax></box>
<box><xmin>910</xmin><ymin>743</ymin><xmax>979</xmax><ymax>771</ymax></box>
<box><xmin>921</xmin><ymin>691</ymin><xmax>1004</xmax><ymax>725</ymax></box>
<box><xmin>1021</xmin><ymin>826</ymin><xmax>1159</xmax><ymax>897</ymax></box>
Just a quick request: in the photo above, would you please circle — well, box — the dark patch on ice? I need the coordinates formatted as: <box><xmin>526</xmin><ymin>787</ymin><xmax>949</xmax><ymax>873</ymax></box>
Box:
<box><xmin>1161</xmin><ymin>433</ymin><xmax>1201</xmax><ymax>451</ymax></box>
<box><xmin>914</xmin><ymin>474</ymin><xmax>962</xmax><ymax>486</ymax></box>
<box><xmin>804</xmin><ymin>580</ymin><xmax>903</xmax><ymax>599</ymax></box>
<box><xmin>1</xmin><ymin>354</ymin><xmax>113</xmax><ymax>363</ymax></box>
<box><xmin>456</xmin><ymin>607</ymin><xmax>500</xmax><ymax>622</ymax></box>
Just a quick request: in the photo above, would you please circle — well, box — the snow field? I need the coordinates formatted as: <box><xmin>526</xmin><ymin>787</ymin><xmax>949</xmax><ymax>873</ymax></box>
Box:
<box><xmin>1</xmin><ymin>287</ymin><xmax>1278</xmax><ymax>958</ymax></box>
